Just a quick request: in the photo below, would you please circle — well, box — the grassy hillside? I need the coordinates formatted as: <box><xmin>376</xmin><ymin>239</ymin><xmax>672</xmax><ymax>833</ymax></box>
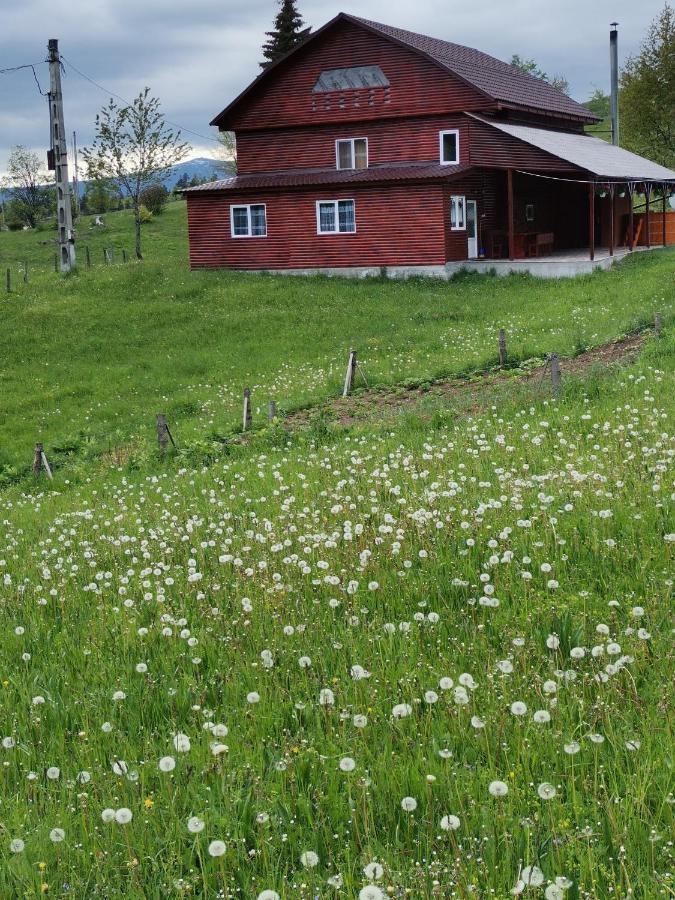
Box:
<box><xmin>0</xmin><ymin>201</ymin><xmax>673</xmax><ymax>484</ymax></box>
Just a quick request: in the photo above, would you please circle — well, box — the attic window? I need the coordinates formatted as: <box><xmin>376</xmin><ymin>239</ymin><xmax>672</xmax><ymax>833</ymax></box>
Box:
<box><xmin>313</xmin><ymin>65</ymin><xmax>389</xmax><ymax>92</ymax></box>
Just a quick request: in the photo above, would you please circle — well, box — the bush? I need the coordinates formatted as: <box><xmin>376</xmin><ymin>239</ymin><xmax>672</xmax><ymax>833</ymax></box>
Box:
<box><xmin>139</xmin><ymin>184</ymin><xmax>168</xmax><ymax>215</ymax></box>
<box><xmin>138</xmin><ymin>204</ymin><xmax>153</xmax><ymax>224</ymax></box>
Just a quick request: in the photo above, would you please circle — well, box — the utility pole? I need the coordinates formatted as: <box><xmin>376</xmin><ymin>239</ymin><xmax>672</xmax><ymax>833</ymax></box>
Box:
<box><xmin>72</xmin><ymin>131</ymin><xmax>80</xmax><ymax>217</ymax></box>
<box><xmin>47</xmin><ymin>39</ymin><xmax>76</xmax><ymax>272</ymax></box>
<box><xmin>609</xmin><ymin>23</ymin><xmax>620</xmax><ymax>147</ymax></box>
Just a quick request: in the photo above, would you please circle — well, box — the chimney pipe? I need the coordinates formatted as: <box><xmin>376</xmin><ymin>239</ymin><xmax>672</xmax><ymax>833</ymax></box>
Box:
<box><xmin>610</xmin><ymin>23</ymin><xmax>619</xmax><ymax>146</ymax></box>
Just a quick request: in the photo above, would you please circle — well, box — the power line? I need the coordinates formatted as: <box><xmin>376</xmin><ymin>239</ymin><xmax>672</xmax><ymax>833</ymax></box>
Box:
<box><xmin>60</xmin><ymin>55</ymin><xmax>221</xmax><ymax>144</ymax></box>
<box><xmin>0</xmin><ymin>62</ymin><xmax>47</xmax><ymax>95</ymax></box>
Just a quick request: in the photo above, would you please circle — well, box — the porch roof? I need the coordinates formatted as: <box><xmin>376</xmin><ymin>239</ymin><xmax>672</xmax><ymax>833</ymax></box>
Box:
<box><xmin>470</xmin><ymin>115</ymin><xmax>675</xmax><ymax>182</ymax></box>
<box><xmin>184</xmin><ymin>162</ymin><xmax>471</xmax><ymax>193</ymax></box>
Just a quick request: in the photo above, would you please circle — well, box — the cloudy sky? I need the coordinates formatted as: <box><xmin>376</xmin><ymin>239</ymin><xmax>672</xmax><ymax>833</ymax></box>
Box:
<box><xmin>0</xmin><ymin>0</ymin><xmax>664</xmax><ymax>174</ymax></box>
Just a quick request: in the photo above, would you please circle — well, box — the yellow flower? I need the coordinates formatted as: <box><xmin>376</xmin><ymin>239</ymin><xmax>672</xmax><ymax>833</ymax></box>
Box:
<box><xmin>38</xmin><ymin>862</ymin><xmax>47</xmax><ymax>872</ymax></box>
<box><xmin>144</xmin><ymin>796</ymin><xmax>154</xmax><ymax>809</ymax></box>
<box><xmin>40</xmin><ymin>884</ymin><xmax>49</xmax><ymax>894</ymax></box>
<box><xmin>2</xmin><ymin>680</ymin><xmax>8</xmax><ymax>688</ymax></box>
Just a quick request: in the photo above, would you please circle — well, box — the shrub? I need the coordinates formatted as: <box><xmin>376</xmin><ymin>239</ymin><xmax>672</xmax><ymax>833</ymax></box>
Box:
<box><xmin>138</xmin><ymin>204</ymin><xmax>153</xmax><ymax>224</ymax></box>
<box><xmin>139</xmin><ymin>184</ymin><xmax>168</xmax><ymax>215</ymax></box>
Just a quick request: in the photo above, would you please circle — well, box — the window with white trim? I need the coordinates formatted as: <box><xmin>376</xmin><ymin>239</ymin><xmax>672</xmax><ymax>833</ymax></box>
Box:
<box><xmin>439</xmin><ymin>129</ymin><xmax>460</xmax><ymax>165</ymax></box>
<box><xmin>450</xmin><ymin>195</ymin><xmax>466</xmax><ymax>230</ymax></box>
<box><xmin>316</xmin><ymin>199</ymin><xmax>356</xmax><ymax>234</ymax></box>
<box><xmin>230</xmin><ymin>203</ymin><xmax>267</xmax><ymax>237</ymax></box>
<box><xmin>336</xmin><ymin>138</ymin><xmax>368</xmax><ymax>170</ymax></box>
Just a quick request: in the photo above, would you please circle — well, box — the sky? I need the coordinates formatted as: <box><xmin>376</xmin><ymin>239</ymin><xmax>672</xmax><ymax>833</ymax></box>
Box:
<box><xmin>0</xmin><ymin>0</ymin><xmax>665</xmax><ymax>176</ymax></box>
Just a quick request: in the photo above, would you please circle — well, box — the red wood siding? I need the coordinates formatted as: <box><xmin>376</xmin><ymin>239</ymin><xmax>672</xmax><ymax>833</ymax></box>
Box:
<box><xmin>187</xmin><ymin>184</ymin><xmax>448</xmax><ymax>269</ymax></box>
<box><xmin>237</xmin><ymin>115</ymin><xmax>469</xmax><ymax>174</ymax></box>
<box><xmin>468</xmin><ymin>118</ymin><xmax>580</xmax><ymax>172</ymax></box>
<box><xmin>228</xmin><ymin>20</ymin><xmax>493</xmax><ymax>131</ymax></box>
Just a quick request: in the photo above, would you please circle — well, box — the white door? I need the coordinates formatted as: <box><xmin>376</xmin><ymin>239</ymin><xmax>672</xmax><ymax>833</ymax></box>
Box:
<box><xmin>466</xmin><ymin>200</ymin><xmax>478</xmax><ymax>258</ymax></box>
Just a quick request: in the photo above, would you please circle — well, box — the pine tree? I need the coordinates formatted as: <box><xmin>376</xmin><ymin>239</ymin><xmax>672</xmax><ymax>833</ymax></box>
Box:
<box><xmin>260</xmin><ymin>0</ymin><xmax>310</xmax><ymax>69</ymax></box>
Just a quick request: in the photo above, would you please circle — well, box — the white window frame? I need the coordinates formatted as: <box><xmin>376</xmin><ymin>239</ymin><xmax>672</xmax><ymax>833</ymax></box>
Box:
<box><xmin>229</xmin><ymin>203</ymin><xmax>267</xmax><ymax>238</ymax></box>
<box><xmin>316</xmin><ymin>199</ymin><xmax>357</xmax><ymax>235</ymax></box>
<box><xmin>439</xmin><ymin>129</ymin><xmax>460</xmax><ymax>165</ymax></box>
<box><xmin>450</xmin><ymin>195</ymin><xmax>466</xmax><ymax>231</ymax></box>
<box><xmin>335</xmin><ymin>137</ymin><xmax>368</xmax><ymax>171</ymax></box>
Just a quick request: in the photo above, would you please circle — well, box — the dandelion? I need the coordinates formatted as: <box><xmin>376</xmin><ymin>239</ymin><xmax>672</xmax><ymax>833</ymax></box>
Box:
<box><xmin>101</xmin><ymin>808</ymin><xmax>116</xmax><ymax>823</ymax></box>
<box><xmin>363</xmin><ymin>861</ymin><xmax>384</xmax><ymax>879</ymax></box>
<box><xmin>392</xmin><ymin>703</ymin><xmax>412</xmax><ymax>718</ymax></box>
<box><xmin>401</xmin><ymin>796</ymin><xmax>417</xmax><ymax>812</ymax></box>
<box><xmin>520</xmin><ymin>865</ymin><xmax>545</xmax><ymax>887</ymax></box>
<box><xmin>173</xmin><ymin>733</ymin><xmax>191</xmax><ymax>753</ymax></box>
<box><xmin>257</xmin><ymin>892</ymin><xmax>281</xmax><ymax>900</ymax></box>
<box><xmin>115</xmin><ymin>808</ymin><xmax>133</xmax><ymax>824</ymax></box>
<box><xmin>471</xmin><ymin>715</ymin><xmax>486</xmax><ymax>729</ymax></box>
<box><xmin>10</xmin><ymin>839</ymin><xmax>25</xmax><ymax>853</ymax></box>
<box><xmin>489</xmin><ymin>780</ymin><xmax>509</xmax><ymax>797</ymax></box>
<box><xmin>424</xmin><ymin>690</ymin><xmax>439</xmax><ymax>704</ymax></box>
<box><xmin>208</xmin><ymin>840</ymin><xmax>226</xmax><ymax>857</ymax></box>
<box><xmin>159</xmin><ymin>756</ymin><xmax>176</xmax><ymax>772</ymax></box>
<box><xmin>359</xmin><ymin>887</ymin><xmax>385</xmax><ymax>900</ymax></box>
<box><xmin>339</xmin><ymin>756</ymin><xmax>356</xmax><ymax>772</ymax></box>
<box><xmin>544</xmin><ymin>886</ymin><xmax>564</xmax><ymax>900</ymax></box>
<box><xmin>187</xmin><ymin>816</ymin><xmax>205</xmax><ymax>834</ymax></box>
<box><xmin>49</xmin><ymin>828</ymin><xmax>65</xmax><ymax>843</ymax></box>
<box><xmin>546</xmin><ymin>635</ymin><xmax>560</xmax><ymax>650</ymax></box>
<box><xmin>439</xmin><ymin>677</ymin><xmax>454</xmax><ymax>690</ymax></box>
<box><xmin>564</xmin><ymin>741</ymin><xmax>581</xmax><ymax>755</ymax></box>
<box><xmin>327</xmin><ymin>874</ymin><xmax>344</xmax><ymax>888</ymax></box>
<box><xmin>353</xmin><ymin>714</ymin><xmax>368</xmax><ymax>728</ymax></box>
<box><xmin>511</xmin><ymin>701</ymin><xmax>527</xmax><ymax>716</ymax></box>
<box><xmin>319</xmin><ymin>688</ymin><xmax>335</xmax><ymax>706</ymax></box>
<box><xmin>46</xmin><ymin>767</ymin><xmax>60</xmax><ymax>780</ymax></box>
<box><xmin>440</xmin><ymin>814</ymin><xmax>461</xmax><ymax>830</ymax></box>
<box><xmin>538</xmin><ymin>782</ymin><xmax>557</xmax><ymax>800</ymax></box>
<box><xmin>300</xmin><ymin>850</ymin><xmax>319</xmax><ymax>867</ymax></box>
<box><xmin>625</xmin><ymin>739</ymin><xmax>641</xmax><ymax>751</ymax></box>
<box><xmin>247</xmin><ymin>691</ymin><xmax>260</xmax><ymax>704</ymax></box>
<box><xmin>533</xmin><ymin>710</ymin><xmax>551</xmax><ymax>724</ymax></box>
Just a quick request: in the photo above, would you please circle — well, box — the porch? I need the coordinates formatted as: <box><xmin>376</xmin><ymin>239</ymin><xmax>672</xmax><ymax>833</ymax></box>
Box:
<box><xmin>450</xmin><ymin>246</ymin><xmax>650</xmax><ymax>279</ymax></box>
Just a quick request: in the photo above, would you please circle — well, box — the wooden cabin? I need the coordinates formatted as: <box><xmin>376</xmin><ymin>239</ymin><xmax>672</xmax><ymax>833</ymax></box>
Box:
<box><xmin>186</xmin><ymin>13</ymin><xmax>675</xmax><ymax>276</ymax></box>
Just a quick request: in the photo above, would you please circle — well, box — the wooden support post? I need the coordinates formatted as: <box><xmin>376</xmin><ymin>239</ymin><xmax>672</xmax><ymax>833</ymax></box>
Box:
<box><xmin>156</xmin><ymin>414</ymin><xmax>169</xmax><ymax>454</ymax></box>
<box><xmin>507</xmin><ymin>169</ymin><xmax>515</xmax><ymax>261</ymax></box>
<box><xmin>23</xmin><ymin>262</ymin><xmax>28</xmax><ymax>283</ymax></box>
<box><xmin>242</xmin><ymin>388</ymin><xmax>252</xmax><ymax>431</ymax></box>
<box><xmin>628</xmin><ymin>185</ymin><xmax>634</xmax><ymax>251</ymax></box>
<box><xmin>103</xmin><ymin>248</ymin><xmax>108</xmax><ymax>265</ymax></box>
<box><xmin>655</xmin><ymin>313</ymin><xmax>662</xmax><ymax>338</ymax></box>
<box><xmin>550</xmin><ymin>353</ymin><xmax>561</xmax><ymax>398</ymax></box>
<box><xmin>645</xmin><ymin>187</ymin><xmax>651</xmax><ymax>249</ymax></box>
<box><xmin>268</xmin><ymin>400</ymin><xmax>277</xmax><ymax>422</ymax></box>
<box><xmin>40</xmin><ymin>450</ymin><xmax>53</xmax><ymax>480</ymax></box>
<box><xmin>343</xmin><ymin>349</ymin><xmax>357</xmax><ymax>397</ymax></box>
<box><xmin>110</xmin><ymin>248</ymin><xmax>115</xmax><ymax>264</ymax></box>
<box><xmin>498</xmin><ymin>328</ymin><xmax>507</xmax><ymax>366</ymax></box>
<box><xmin>85</xmin><ymin>246</ymin><xmax>91</xmax><ymax>268</ymax></box>
<box><xmin>33</xmin><ymin>442</ymin><xmax>43</xmax><ymax>476</ymax></box>
<box><xmin>588</xmin><ymin>183</ymin><xmax>595</xmax><ymax>262</ymax></box>
<box><xmin>609</xmin><ymin>185</ymin><xmax>615</xmax><ymax>257</ymax></box>
<box><xmin>5</xmin><ymin>268</ymin><xmax>10</xmax><ymax>293</ymax></box>
<box><xmin>662</xmin><ymin>186</ymin><xmax>668</xmax><ymax>247</ymax></box>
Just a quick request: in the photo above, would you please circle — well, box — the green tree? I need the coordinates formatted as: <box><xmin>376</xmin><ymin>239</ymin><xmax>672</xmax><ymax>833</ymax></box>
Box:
<box><xmin>0</xmin><ymin>146</ymin><xmax>53</xmax><ymax>227</ymax></box>
<box><xmin>510</xmin><ymin>54</ymin><xmax>570</xmax><ymax>95</ymax></box>
<box><xmin>620</xmin><ymin>4</ymin><xmax>675</xmax><ymax>169</ymax></box>
<box><xmin>584</xmin><ymin>88</ymin><xmax>612</xmax><ymax>140</ymax></box>
<box><xmin>82</xmin><ymin>88</ymin><xmax>189</xmax><ymax>259</ymax></box>
<box><xmin>140</xmin><ymin>183</ymin><xmax>169</xmax><ymax>215</ymax></box>
<box><xmin>217</xmin><ymin>130</ymin><xmax>237</xmax><ymax>174</ymax></box>
<box><xmin>84</xmin><ymin>177</ymin><xmax>119</xmax><ymax>214</ymax></box>
<box><xmin>260</xmin><ymin>0</ymin><xmax>311</xmax><ymax>69</ymax></box>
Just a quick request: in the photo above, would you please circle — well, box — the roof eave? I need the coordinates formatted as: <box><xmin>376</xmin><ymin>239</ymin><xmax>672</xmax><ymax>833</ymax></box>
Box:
<box><xmin>495</xmin><ymin>101</ymin><xmax>600</xmax><ymax>125</ymax></box>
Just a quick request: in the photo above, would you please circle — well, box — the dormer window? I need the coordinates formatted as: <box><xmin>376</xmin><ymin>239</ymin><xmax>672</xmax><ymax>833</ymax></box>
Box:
<box><xmin>440</xmin><ymin>129</ymin><xmax>460</xmax><ymax>165</ymax></box>
<box><xmin>336</xmin><ymin>138</ymin><xmax>368</xmax><ymax>170</ymax></box>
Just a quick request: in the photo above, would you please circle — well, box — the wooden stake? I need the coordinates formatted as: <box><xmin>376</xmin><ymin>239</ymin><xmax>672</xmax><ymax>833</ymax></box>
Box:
<box><xmin>54</xmin><ymin>253</ymin><xmax>58</xmax><ymax>272</ymax></box>
<box><xmin>5</xmin><ymin>268</ymin><xmax>10</xmax><ymax>293</ymax></box>
<box><xmin>33</xmin><ymin>442</ymin><xmax>44</xmax><ymax>476</ymax></box>
<box><xmin>268</xmin><ymin>400</ymin><xmax>277</xmax><ymax>422</ymax></box>
<box><xmin>550</xmin><ymin>353</ymin><xmax>561</xmax><ymax>398</ymax></box>
<box><xmin>343</xmin><ymin>349</ymin><xmax>357</xmax><ymax>397</ymax></box>
<box><xmin>40</xmin><ymin>451</ymin><xmax>53</xmax><ymax>480</ymax></box>
<box><xmin>23</xmin><ymin>262</ymin><xmax>28</xmax><ymax>283</ymax></box>
<box><xmin>156</xmin><ymin>413</ymin><xmax>169</xmax><ymax>454</ymax></box>
<box><xmin>85</xmin><ymin>245</ymin><xmax>91</xmax><ymax>268</ymax></box>
<box><xmin>243</xmin><ymin>388</ymin><xmax>252</xmax><ymax>431</ymax></box>
<box><xmin>122</xmin><ymin>249</ymin><xmax>127</xmax><ymax>263</ymax></box>
<box><xmin>654</xmin><ymin>313</ymin><xmax>662</xmax><ymax>338</ymax></box>
<box><xmin>498</xmin><ymin>328</ymin><xmax>507</xmax><ymax>366</ymax></box>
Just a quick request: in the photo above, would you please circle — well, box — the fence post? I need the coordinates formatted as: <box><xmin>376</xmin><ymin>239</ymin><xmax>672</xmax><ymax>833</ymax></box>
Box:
<box><xmin>654</xmin><ymin>312</ymin><xmax>662</xmax><ymax>338</ymax></box>
<box><xmin>550</xmin><ymin>353</ymin><xmax>561</xmax><ymax>398</ymax></box>
<box><xmin>5</xmin><ymin>268</ymin><xmax>10</xmax><ymax>293</ymax></box>
<box><xmin>103</xmin><ymin>248</ymin><xmax>108</xmax><ymax>265</ymax></box>
<box><xmin>156</xmin><ymin>414</ymin><xmax>169</xmax><ymax>455</ymax></box>
<box><xmin>243</xmin><ymin>388</ymin><xmax>252</xmax><ymax>431</ymax></box>
<box><xmin>110</xmin><ymin>248</ymin><xmax>115</xmax><ymax>264</ymax></box>
<box><xmin>498</xmin><ymin>328</ymin><xmax>507</xmax><ymax>366</ymax></box>
<box><xmin>85</xmin><ymin>246</ymin><xmax>91</xmax><ymax>268</ymax></box>
<box><xmin>268</xmin><ymin>400</ymin><xmax>277</xmax><ymax>422</ymax></box>
<box><xmin>23</xmin><ymin>262</ymin><xmax>28</xmax><ymax>283</ymax></box>
<box><xmin>54</xmin><ymin>254</ymin><xmax>58</xmax><ymax>272</ymax></box>
<box><xmin>32</xmin><ymin>442</ymin><xmax>43</xmax><ymax>476</ymax></box>
<box><xmin>343</xmin><ymin>349</ymin><xmax>357</xmax><ymax>397</ymax></box>
<box><xmin>122</xmin><ymin>249</ymin><xmax>127</xmax><ymax>263</ymax></box>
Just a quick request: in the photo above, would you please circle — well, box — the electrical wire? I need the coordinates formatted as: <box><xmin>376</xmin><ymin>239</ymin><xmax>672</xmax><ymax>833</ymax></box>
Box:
<box><xmin>0</xmin><ymin>62</ymin><xmax>47</xmax><ymax>95</ymax></box>
<box><xmin>60</xmin><ymin>55</ymin><xmax>221</xmax><ymax>144</ymax></box>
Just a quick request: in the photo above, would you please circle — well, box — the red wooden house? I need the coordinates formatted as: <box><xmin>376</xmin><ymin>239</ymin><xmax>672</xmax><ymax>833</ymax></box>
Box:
<box><xmin>186</xmin><ymin>13</ymin><xmax>675</xmax><ymax>277</ymax></box>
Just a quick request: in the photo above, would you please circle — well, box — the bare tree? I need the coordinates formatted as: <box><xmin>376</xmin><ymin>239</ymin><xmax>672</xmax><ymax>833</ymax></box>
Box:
<box><xmin>82</xmin><ymin>89</ymin><xmax>189</xmax><ymax>259</ymax></box>
<box><xmin>0</xmin><ymin>146</ymin><xmax>53</xmax><ymax>227</ymax></box>
<box><xmin>217</xmin><ymin>130</ymin><xmax>237</xmax><ymax>174</ymax></box>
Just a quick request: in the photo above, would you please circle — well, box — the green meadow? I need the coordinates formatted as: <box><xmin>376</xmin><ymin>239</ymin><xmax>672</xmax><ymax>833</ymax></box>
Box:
<box><xmin>0</xmin><ymin>202</ymin><xmax>672</xmax><ymax>898</ymax></box>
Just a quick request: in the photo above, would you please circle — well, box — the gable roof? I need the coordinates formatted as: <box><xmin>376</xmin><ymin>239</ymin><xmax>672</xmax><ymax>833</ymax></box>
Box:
<box><xmin>471</xmin><ymin>115</ymin><xmax>675</xmax><ymax>181</ymax></box>
<box><xmin>211</xmin><ymin>12</ymin><xmax>598</xmax><ymax>128</ymax></box>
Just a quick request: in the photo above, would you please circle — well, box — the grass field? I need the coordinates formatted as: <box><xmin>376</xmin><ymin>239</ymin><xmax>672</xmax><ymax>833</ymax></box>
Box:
<box><xmin>0</xmin><ymin>204</ymin><xmax>673</xmax><ymax>898</ymax></box>
<box><xmin>0</xmin><ymin>201</ymin><xmax>673</xmax><ymax>483</ymax></box>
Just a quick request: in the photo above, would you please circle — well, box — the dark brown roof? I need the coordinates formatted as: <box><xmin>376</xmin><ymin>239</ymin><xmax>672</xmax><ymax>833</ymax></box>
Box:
<box><xmin>211</xmin><ymin>12</ymin><xmax>598</xmax><ymax>128</ymax></box>
<box><xmin>351</xmin><ymin>16</ymin><xmax>597</xmax><ymax>122</ymax></box>
<box><xmin>184</xmin><ymin>162</ymin><xmax>470</xmax><ymax>193</ymax></box>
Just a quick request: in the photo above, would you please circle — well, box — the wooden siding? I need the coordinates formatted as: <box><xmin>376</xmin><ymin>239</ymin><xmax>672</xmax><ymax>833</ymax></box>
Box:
<box><xmin>236</xmin><ymin>115</ymin><xmax>469</xmax><ymax>174</ymax></box>
<box><xmin>468</xmin><ymin>118</ymin><xmax>580</xmax><ymax>172</ymax></box>
<box><xmin>187</xmin><ymin>184</ymin><xmax>448</xmax><ymax>269</ymax></box>
<box><xmin>228</xmin><ymin>20</ymin><xmax>493</xmax><ymax>131</ymax></box>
